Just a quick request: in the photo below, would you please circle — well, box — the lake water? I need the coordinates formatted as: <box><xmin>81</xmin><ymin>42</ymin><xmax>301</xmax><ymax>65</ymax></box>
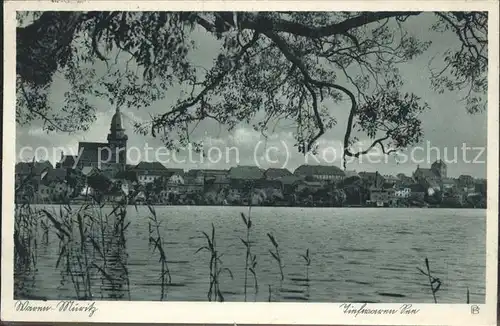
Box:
<box><xmin>14</xmin><ymin>206</ymin><xmax>486</xmax><ymax>303</ymax></box>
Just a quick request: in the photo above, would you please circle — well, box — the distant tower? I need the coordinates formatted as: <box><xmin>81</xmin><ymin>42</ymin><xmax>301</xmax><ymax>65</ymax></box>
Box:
<box><xmin>431</xmin><ymin>159</ymin><xmax>447</xmax><ymax>179</ymax></box>
<box><xmin>107</xmin><ymin>107</ymin><xmax>128</xmax><ymax>172</ymax></box>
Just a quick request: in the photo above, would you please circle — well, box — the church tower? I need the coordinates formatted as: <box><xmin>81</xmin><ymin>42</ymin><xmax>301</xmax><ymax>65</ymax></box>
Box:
<box><xmin>107</xmin><ymin>107</ymin><xmax>128</xmax><ymax>172</ymax></box>
<box><xmin>431</xmin><ymin>159</ymin><xmax>447</xmax><ymax>179</ymax></box>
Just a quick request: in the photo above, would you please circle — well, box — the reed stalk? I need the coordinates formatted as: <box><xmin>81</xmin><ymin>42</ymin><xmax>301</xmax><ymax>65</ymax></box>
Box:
<box><xmin>267</xmin><ymin>232</ymin><xmax>284</xmax><ymax>281</ymax></box>
<box><xmin>147</xmin><ymin>204</ymin><xmax>171</xmax><ymax>300</ymax></box>
<box><xmin>417</xmin><ymin>257</ymin><xmax>441</xmax><ymax>303</ymax></box>
<box><xmin>40</xmin><ymin>201</ymin><xmax>131</xmax><ymax>300</ymax></box>
<box><xmin>240</xmin><ymin>207</ymin><xmax>258</xmax><ymax>301</ymax></box>
<box><xmin>300</xmin><ymin>249</ymin><xmax>311</xmax><ymax>281</ymax></box>
<box><xmin>196</xmin><ymin>223</ymin><xmax>233</xmax><ymax>302</ymax></box>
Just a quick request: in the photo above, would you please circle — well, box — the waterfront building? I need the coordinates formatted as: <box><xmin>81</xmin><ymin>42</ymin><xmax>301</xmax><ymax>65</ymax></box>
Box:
<box><xmin>277</xmin><ymin>175</ymin><xmax>302</xmax><ymax>195</ymax></box>
<box><xmin>182</xmin><ymin>174</ymin><xmax>204</xmax><ymax>194</ymax></box>
<box><xmin>431</xmin><ymin>159</ymin><xmax>447</xmax><ymax>178</ymax></box>
<box><xmin>408</xmin><ymin>184</ymin><xmax>427</xmax><ymax>201</ymax></box>
<box><xmin>229</xmin><ymin>165</ymin><xmax>265</xmax><ymax>180</ymax></box>
<box><xmin>396</xmin><ymin>173</ymin><xmax>415</xmax><ymax>186</ymax></box>
<box><xmin>264</xmin><ymin>168</ymin><xmax>293</xmax><ymax>180</ymax></box>
<box><xmin>15</xmin><ymin>160</ymin><xmax>53</xmax><ymax>182</ymax></box>
<box><xmin>359</xmin><ymin>171</ymin><xmax>385</xmax><ymax>188</ymax></box>
<box><xmin>294</xmin><ymin>164</ymin><xmax>345</xmax><ymax>183</ymax></box>
<box><xmin>441</xmin><ymin>178</ymin><xmax>457</xmax><ymax>192</ymax></box>
<box><xmin>368</xmin><ymin>188</ymin><xmax>395</xmax><ymax>206</ymax></box>
<box><xmin>383</xmin><ymin>174</ymin><xmax>399</xmax><ymax>185</ymax></box>
<box><xmin>413</xmin><ymin>160</ymin><xmax>446</xmax><ymax>190</ymax></box>
<box><xmin>229</xmin><ymin>165</ymin><xmax>265</xmax><ymax>190</ymax></box>
<box><xmin>132</xmin><ymin>162</ymin><xmax>179</xmax><ymax>184</ymax></box>
<box><xmin>296</xmin><ymin>180</ymin><xmax>323</xmax><ymax>193</ymax></box>
<box><xmin>166</xmin><ymin>172</ymin><xmax>185</xmax><ymax>193</ymax></box>
<box><xmin>457</xmin><ymin>174</ymin><xmax>475</xmax><ymax>190</ymax></box>
<box><xmin>394</xmin><ymin>188</ymin><xmax>411</xmax><ymax>198</ymax></box>
<box><xmin>56</xmin><ymin>154</ymin><xmax>77</xmax><ymax>169</ymax></box>
<box><xmin>344</xmin><ymin>170</ymin><xmax>359</xmax><ymax>178</ymax></box>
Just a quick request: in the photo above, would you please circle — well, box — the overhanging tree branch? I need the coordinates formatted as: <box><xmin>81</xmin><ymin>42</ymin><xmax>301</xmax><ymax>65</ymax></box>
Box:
<box><xmin>150</xmin><ymin>31</ymin><xmax>261</xmax><ymax>137</ymax></box>
<box><xmin>242</xmin><ymin>11</ymin><xmax>421</xmax><ymax>38</ymax></box>
<box><xmin>15</xmin><ymin>11</ymin><xmax>486</xmax><ymax>164</ymax></box>
<box><xmin>262</xmin><ymin>29</ymin><xmax>359</xmax><ymax>159</ymax></box>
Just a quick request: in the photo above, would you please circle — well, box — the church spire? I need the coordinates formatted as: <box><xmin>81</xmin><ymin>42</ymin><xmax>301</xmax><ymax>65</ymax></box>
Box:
<box><xmin>110</xmin><ymin>106</ymin><xmax>124</xmax><ymax>132</ymax></box>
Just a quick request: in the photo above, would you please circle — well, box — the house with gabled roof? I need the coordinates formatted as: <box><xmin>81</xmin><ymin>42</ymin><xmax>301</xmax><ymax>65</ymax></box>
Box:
<box><xmin>413</xmin><ymin>160</ymin><xmax>446</xmax><ymax>191</ymax></box>
<box><xmin>264</xmin><ymin>168</ymin><xmax>292</xmax><ymax>180</ymax></box>
<box><xmin>198</xmin><ymin>169</ymin><xmax>228</xmax><ymax>189</ymax></box>
<box><xmin>273</xmin><ymin>175</ymin><xmax>301</xmax><ymax>195</ymax></box>
<box><xmin>457</xmin><ymin>175</ymin><xmax>475</xmax><ymax>192</ymax></box>
<box><xmin>396</xmin><ymin>173</ymin><xmax>415</xmax><ymax>186</ymax></box>
<box><xmin>15</xmin><ymin>160</ymin><xmax>53</xmax><ymax>198</ymax></box>
<box><xmin>189</xmin><ymin>169</ymin><xmax>228</xmax><ymax>178</ymax></box>
<box><xmin>368</xmin><ymin>187</ymin><xmax>395</xmax><ymax>207</ymax></box>
<box><xmin>15</xmin><ymin>160</ymin><xmax>53</xmax><ymax>178</ymax></box>
<box><xmin>383</xmin><ymin>174</ymin><xmax>399</xmax><ymax>185</ymax></box>
<box><xmin>41</xmin><ymin>168</ymin><xmax>67</xmax><ymax>185</ymax></box>
<box><xmin>359</xmin><ymin>171</ymin><xmax>385</xmax><ymax>189</ymax></box>
<box><xmin>431</xmin><ymin>159</ymin><xmax>447</xmax><ymax>178</ymax></box>
<box><xmin>408</xmin><ymin>183</ymin><xmax>427</xmax><ymax>201</ymax></box>
<box><xmin>228</xmin><ymin>165</ymin><xmax>264</xmax><ymax>190</ymax></box>
<box><xmin>182</xmin><ymin>174</ymin><xmax>204</xmax><ymax>194</ymax></box>
<box><xmin>40</xmin><ymin>168</ymin><xmax>73</xmax><ymax>201</ymax></box>
<box><xmin>166</xmin><ymin>171</ymin><xmax>185</xmax><ymax>193</ymax></box>
<box><xmin>441</xmin><ymin>178</ymin><xmax>457</xmax><ymax>192</ymax></box>
<box><xmin>296</xmin><ymin>180</ymin><xmax>324</xmax><ymax>193</ymax></box>
<box><xmin>56</xmin><ymin>154</ymin><xmax>78</xmax><ymax>169</ymax></box>
<box><xmin>344</xmin><ymin>170</ymin><xmax>359</xmax><ymax>178</ymax></box>
<box><xmin>294</xmin><ymin>164</ymin><xmax>345</xmax><ymax>183</ymax></box>
<box><xmin>15</xmin><ymin>161</ymin><xmax>52</xmax><ymax>202</ymax></box>
<box><xmin>131</xmin><ymin>161</ymin><xmax>180</xmax><ymax>184</ymax></box>
<box><xmin>229</xmin><ymin>165</ymin><xmax>264</xmax><ymax>180</ymax></box>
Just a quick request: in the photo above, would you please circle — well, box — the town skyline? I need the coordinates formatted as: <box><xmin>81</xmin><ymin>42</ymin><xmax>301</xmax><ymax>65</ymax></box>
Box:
<box><xmin>15</xmin><ymin>106</ymin><xmax>484</xmax><ymax>208</ymax></box>
<box><xmin>16</xmin><ymin>152</ymin><xmax>487</xmax><ymax>181</ymax></box>
<box><xmin>16</xmin><ymin>127</ymin><xmax>487</xmax><ymax>179</ymax></box>
<box><xmin>15</xmin><ymin>12</ymin><xmax>487</xmax><ymax>179</ymax></box>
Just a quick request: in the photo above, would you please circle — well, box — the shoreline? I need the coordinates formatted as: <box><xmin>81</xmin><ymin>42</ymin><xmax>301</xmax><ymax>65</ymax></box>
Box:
<box><xmin>16</xmin><ymin>201</ymin><xmax>487</xmax><ymax>209</ymax></box>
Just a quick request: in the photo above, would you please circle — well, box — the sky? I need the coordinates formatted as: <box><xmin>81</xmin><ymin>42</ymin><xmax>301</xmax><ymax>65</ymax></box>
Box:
<box><xmin>15</xmin><ymin>12</ymin><xmax>488</xmax><ymax>178</ymax></box>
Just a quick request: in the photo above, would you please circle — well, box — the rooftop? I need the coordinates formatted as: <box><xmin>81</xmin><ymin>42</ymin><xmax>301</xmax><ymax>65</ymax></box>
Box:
<box><xmin>265</xmin><ymin>168</ymin><xmax>293</xmax><ymax>179</ymax></box>
<box><xmin>78</xmin><ymin>142</ymin><xmax>112</xmax><ymax>162</ymax></box>
<box><xmin>294</xmin><ymin>164</ymin><xmax>345</xmax><ymax>176</ymax></box>
<box><xmin>42</xmin><ymin>168</ymin><xmax>67</xmax><ymax>184</ymax></box>
<box><xmin>359</xmin><ymin>171</ymin><xmax>382</xmax><ymax>178</ymax></box>
<box><xmin>431</xmin><ymin>159</ymin><xmax>447</xmax><ymax>168</ymax></box>
<box><xmin>441</xmin><ymin>178</ymin><xmax>457</xmax><ymax>185</ymax></box>
<box><xmin>58</xmin><ymin>155</ymin><xmax>77</xmax><ymax>168</ymax></box>
<box><xmin>408</xmin><ymin>183</ymin><xmax>427</xmax><ymax>193</ymax></box>
<box><xmin>415</xmin><ymin>167</ymin><xmax>439</xmax><ymax>179</ymax></box>
<box><xmin>132</xmin><ymin>162</ymin><xmax>183</xmax><ymax>176</ymax></box>
<box><xmin>277</xmin><ymin>175</ymin><xmax>302</xmax><ymax>185</ymax></box>
<box><xmin>344</xmin><ymin>170</ymin><xmax>359</xmax><ymax>178</ymax></box>
<box><xmin>15</xmin><ymin>161</ymin><xmax>53</xmax><ymax>176</ymax></box>
<box><xmin>229</xmin><ymin>166</ymin><xmax>264</xmax><ymax>180</ymax></box>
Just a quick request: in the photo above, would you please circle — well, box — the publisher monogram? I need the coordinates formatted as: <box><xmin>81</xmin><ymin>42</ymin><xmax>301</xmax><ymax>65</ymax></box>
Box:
<box><xmin>15</xmin><ymin>300</ymin><xmax>98</xmax><ymax>317</ymax></box>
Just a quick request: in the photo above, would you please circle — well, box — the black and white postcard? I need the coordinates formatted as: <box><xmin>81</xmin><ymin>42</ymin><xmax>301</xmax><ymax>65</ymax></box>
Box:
<box><xmin>2</xmin><ymin>1</ymin><xmax>498</xmax><ymax>325</ymax></box>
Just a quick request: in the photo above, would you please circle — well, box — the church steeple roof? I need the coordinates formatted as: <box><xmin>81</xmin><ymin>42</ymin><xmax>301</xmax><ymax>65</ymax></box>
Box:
<box><xmin>110</xmin><ymin>107</ymin><xmax>124</xmax><ymax>131</ymax></box>
<box><xmin>432</xmin><ymin>159</ymin><xmax>446</xmax><ymax>167</ymax></box>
